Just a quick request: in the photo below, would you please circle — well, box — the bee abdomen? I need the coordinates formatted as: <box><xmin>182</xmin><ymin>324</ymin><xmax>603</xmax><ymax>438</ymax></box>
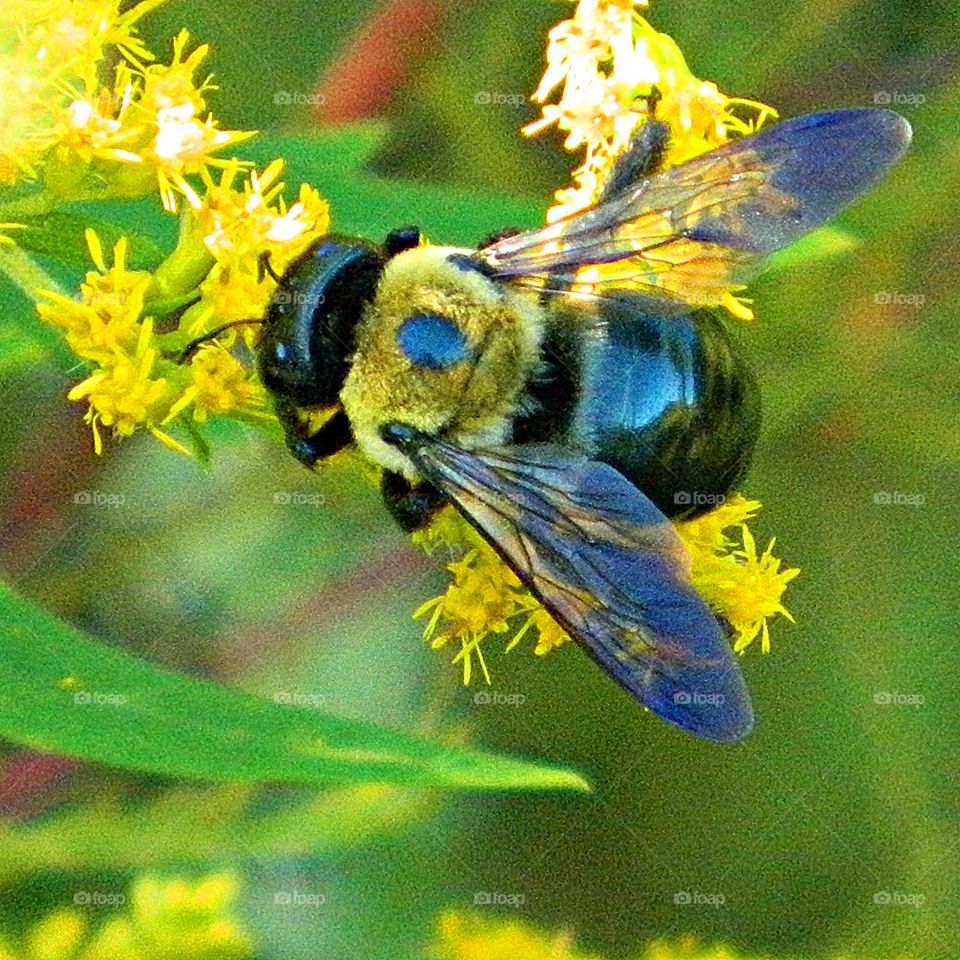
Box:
<box><xmin>512</xmin><ymin>293</ymin><xmax>760</xmax><ymax>519</ymax></box>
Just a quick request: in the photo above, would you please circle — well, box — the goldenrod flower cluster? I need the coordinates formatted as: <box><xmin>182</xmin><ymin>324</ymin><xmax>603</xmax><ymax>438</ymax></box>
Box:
<box><xmin>524</xmin><ymin>0</ymin><xmax>775</xmax><ymax>321</ymax></box>
<box><xmin>677</xmin><ymin>498</ymin><xmax>799</xmax><ymax>654</ymax></box>
<box><xmin>1</xmin><ymin>3</ymin><xmax>249</xmax><ymax>206</ymax></box>
<box><xmin>414</xmin><ymin>494</ymin><xmax>798</xmax><ymax>683</ymax></box>
<box><xmin>0</xmin><ymin>872</ymin><xmax>251</xmax><ymax>960</ymax></box>
<box><xmin>5</xmin><ymin>0</ymin><xmax>330</xmax><ymax>456</ymax></box>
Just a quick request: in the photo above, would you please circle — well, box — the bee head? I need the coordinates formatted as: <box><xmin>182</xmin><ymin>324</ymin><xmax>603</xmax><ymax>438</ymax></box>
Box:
<box><xmin>340</xmin><ymin>246</ymin><xmax>543</xmax><ymax>477</ymax></box>
<box><xmin>257</xmin><ymin>236</ymin><xmax>386</xmax><ymax>407</ymax></box>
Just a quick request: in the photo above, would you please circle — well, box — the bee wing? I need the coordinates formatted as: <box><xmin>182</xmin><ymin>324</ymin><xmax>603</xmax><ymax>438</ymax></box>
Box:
<box><xmin>479</xmin><ymin>108</ymin><xmax>911</xmax><ymax>304</ymax></box>
<box><xmin>406</xmin><ymin>439</ymin><xmax>753</xmax><ymax>741</ymax></box>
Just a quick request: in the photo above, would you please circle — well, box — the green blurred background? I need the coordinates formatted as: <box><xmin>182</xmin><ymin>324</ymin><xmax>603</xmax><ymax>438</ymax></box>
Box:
<box><xmin>1</xmin><ymin>0</ymin><xmax>958</xmax><ymax>958</ymax></box>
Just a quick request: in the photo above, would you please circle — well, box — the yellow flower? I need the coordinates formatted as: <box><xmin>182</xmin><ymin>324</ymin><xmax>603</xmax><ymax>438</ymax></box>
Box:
<box><xmin>677</xmin><ymin>499</ymin><xmax>800</xmax><ymax>653</ymax></box>
<box><xmin>524</xmin><ymin>0</ymin><xmax>775</xmax><ymax>320</ymax></box>
<box><xmin>35</xmin><ymin>135</ymin><xmax>331</xmax><ymax>455</ymax></box>
<box><xmin>117</xmin><ymin>872</ymin><xmax>251</xmax><ymax>960</ymax></box>
<box><xmin>416</xmin><ymin>544</ymin><xmax>530</xmax><ymax>684</ymax></box>
<box><xmin>36</xmin><ymin>230</ymin><xmax>191</xmax><ymax>454</ymax></box>
<box><xmin>37</xmin><ymin>232</ymin><xmax>151</xmax><ymax>362</ymax></box>
<box><xmin>414</xmin><ymin>493</ymin><xmax>797</xmax><ymax>686</ymax></box>
<box><xmin>411</xmin><ymin>505</ymin><xmax>481</xmax><ymax>555</ymax></box>
<box><xmin>676</xmin><ymin>494</ymin><xmax>761</xmax><ymax>554</ymax></box>
<box><xmin>198</xmin><ymin>159</ymin><xmax>330</xmax><ymax>260</ymax></box>
<box><xmin>432</xmin><ymin>915</ymin><xmax>911</xmax><ymax>960</ymax></box>
<box><xmin>51</xmin><ymin>77</ymin><xmax>152</xmax><ymax>172</ymax></box>
<box><xmin>165</xmin><ymin>343</ymin><xmax>267</xmax><ymax>423</ymax></box>
<box><xmin>7</xmin><ymin>871</ymin><xmax>252</xmax><ymax>960</ymax></box>
<box><xmin>0</xmin><ymin>55</ymin><xmax>59</xmax><ymax>184</ymax></box>
<box><xmin>67</xmin><ymin>320</ymin><xmax>180</xmax><ymax>454</ymax></box>
<box><xmin>527</xmin><ymin>607</ymin><xmax>572</xmax><ymax>655</ymax></box>
<box><xmin>3</xmin><ymin>1</ymin><xmax>167</xmax><ymax>79</ymax></box>
<box><xmin>432</xmin><ymin>911</ymin><xmax>601</xmax><ymax>960</ymax></box>
<box><xmin>645</xmin><ymin>937</ymin><xmax>760</xmax><ymax>959</ymax></box>
<box><xmin>188</xmin><ymin>159</ymin><xmax>330</xmax><ymax>327</ymax></box>
<box><xmin>687</xmin><ymin>525</ymin><xmax>800</xmax><ymax>654</ymax></box>
<box><xmin>526</xmin><ymin>0</ymin><xmax>775</xmax><ymax>215</ymax></box>
<box><xmin>126</xmin><ymin>31</ymin><xmax>255</xmax><ymax>211</ymax></box>
<box><xmin>24</xmin><ymin>910</ymin><xmax>85</xmax><ymax>960</ymax></box>
<box><xmin>0</xmin><ymin>0</ymin><xmax>169</xmax><ymax>186</ymax></box>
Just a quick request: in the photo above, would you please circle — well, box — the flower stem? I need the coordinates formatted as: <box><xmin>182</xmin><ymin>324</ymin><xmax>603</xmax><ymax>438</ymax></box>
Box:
<box><xmin>0</xmin><ymin>244</ymin><xmax>64</xmax><ymax>299</ymax></box>
<box><xmin>144</xmin><ymin>217</ymin><xmax>215</xmax><ymax>308</ymax></box>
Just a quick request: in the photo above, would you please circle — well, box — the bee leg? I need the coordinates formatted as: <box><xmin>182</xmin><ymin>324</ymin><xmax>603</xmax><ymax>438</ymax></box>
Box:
<box><xmin>597</xmin><ymin>119</ymin><xmax>669</xmax><ymax>201</ymax></box>
<box><xmin>381</xmin><ymin>471</ymin><xmax>446</xmax><ymax>532</ymax></box>
<box><xmin>275</xmin><ymin>400</ymin><xmax>352</xmax><ymax>467</ymax></box>
<box><xmin>479</xmin><ymin>227</ymin><xmax>522</xmax><ymax>249</ymax></box>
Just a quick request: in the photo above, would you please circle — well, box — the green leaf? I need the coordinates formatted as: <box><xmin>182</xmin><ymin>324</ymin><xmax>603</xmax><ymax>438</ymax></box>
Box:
<box><xmin>176</xmin><ymin>413</ymin><xmax>214</xmax><ymax>466</ymax></box>
<box><xmin>0</xmin><ymin>320</ymin><xmax>44</xmax><ymax>374</ymax></box>
<box><xmin>238</xmin><ymin>129</ymin><xmax>545</xmax><ymax>245</ymax></box>
<box><xmin>765</xmin><ymin>224</ymin><xmax>857</xmax><ymax>274</ymax></box>
<box><xmin>0</xmin><ymin>245</ymin><xmax>74</xmax><ymax>368</ymax></box>
<box><xmin>0</xmin><ymin>581</ymin><xmax>587</xmax><ymax>792</ymax></box>
<box><xmin>12</xmin><ymin>211</ymin><xmax>165</xmax><ymax>268</ymax></box>
<box><xmin>262</xmin><ymin>122</ymin><xmax>388</xmax><ymax>173</ymax></box>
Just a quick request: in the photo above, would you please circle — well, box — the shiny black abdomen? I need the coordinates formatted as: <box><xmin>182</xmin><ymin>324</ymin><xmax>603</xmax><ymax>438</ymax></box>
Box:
<box><xmin>512</xmin><ymin>292</ymin><xmax>760</xmax><ymax>519</ymax></box>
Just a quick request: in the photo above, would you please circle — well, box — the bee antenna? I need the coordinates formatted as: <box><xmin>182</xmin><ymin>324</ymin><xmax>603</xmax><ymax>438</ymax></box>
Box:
<box><xmin>176</xmin><ymin>319</ymin><xmax>265</xmax><ymax>365</ymax></box>
<box><xmin>258</xmin><ymin>251</ymin><xmax>286</xmax><ymax>286</ymax></box>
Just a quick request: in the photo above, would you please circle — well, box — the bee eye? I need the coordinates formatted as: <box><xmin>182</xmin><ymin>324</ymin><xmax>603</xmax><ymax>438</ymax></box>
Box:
<box><xmin>396</xmin><ymin>313</ymin><xmax>472</xmax><ymax>369</ymax></box>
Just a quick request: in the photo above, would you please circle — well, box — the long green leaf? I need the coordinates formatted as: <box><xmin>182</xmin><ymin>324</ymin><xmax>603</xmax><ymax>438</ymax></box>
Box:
<box><xmin>0</xmin><ymin>582</ymin><xmax>588</xmax><ymax>792</ymax></box>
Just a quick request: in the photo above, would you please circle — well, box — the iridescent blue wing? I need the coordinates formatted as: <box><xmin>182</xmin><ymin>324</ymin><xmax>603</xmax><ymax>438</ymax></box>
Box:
<box><xmin>478</xmin><ymin>109</ymin><xmax>911</xmax><ymax>305</ymax></box>
<box><xmin>405</xmin><ymin>439</ymin><xmax>753</xmax><ymax>741</ymax></box>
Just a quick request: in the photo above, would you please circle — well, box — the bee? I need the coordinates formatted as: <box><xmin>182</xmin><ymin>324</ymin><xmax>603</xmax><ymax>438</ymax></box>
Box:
<box><xmin>187</xmin><ymin>108</ymin><xmax>910</xmax><ymax>741</ymax></box>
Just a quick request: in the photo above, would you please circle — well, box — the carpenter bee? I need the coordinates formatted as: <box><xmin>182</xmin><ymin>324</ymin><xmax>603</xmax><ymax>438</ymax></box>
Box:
<box><xmin>191</xmin><ymin>108</ymin><xmax>910</xmax><ymax>741</ymax></box>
